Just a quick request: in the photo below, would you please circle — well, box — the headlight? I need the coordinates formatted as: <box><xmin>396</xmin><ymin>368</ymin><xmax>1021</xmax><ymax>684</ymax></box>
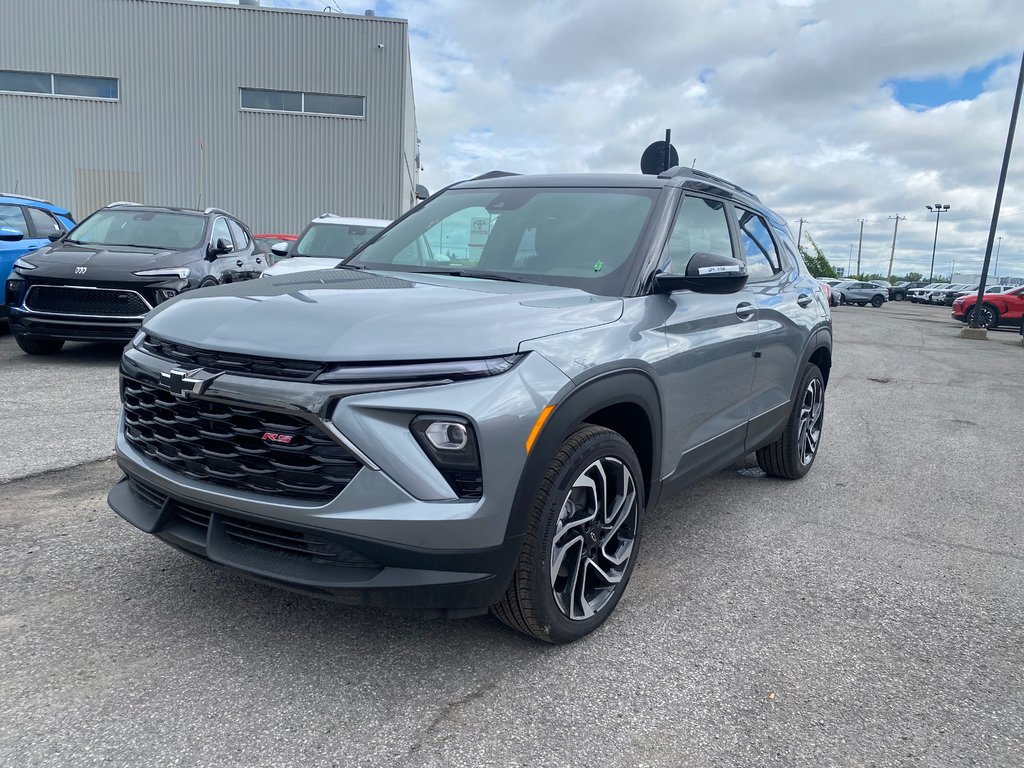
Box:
<box><xmin>12</xmin><ymin>258</ymin><xmax>37</xmax><ymax>273</ymax></box>
<box><xmin>316</xmin><ymin>354</ymin><xmax>523</xmax><ymax>384</ymax></box>
<box><xmin>132</xmin><ymin>267</ymin><xmax>191</xmax><ymax>279</ymax></box>
<box><xmin>129</xmin><ymin>330</ymin><xmax>146</xmax><ymax>349</ymax></box>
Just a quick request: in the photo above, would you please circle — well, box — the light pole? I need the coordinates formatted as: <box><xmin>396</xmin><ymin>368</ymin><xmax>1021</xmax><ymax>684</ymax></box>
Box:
<box><xmin>847</xmin><ymin>244</ymin><xmax>853</xmax><ymax>276</ymax></box>
<box><xmin>994</xmin><ymin>235</ymin><xmax>1003</xmax><ymax>278</ymax></box>
<box><xmin>926</xmin><ymin>203</ymin><xmax>950</xmax><ymax>281</ymax></box>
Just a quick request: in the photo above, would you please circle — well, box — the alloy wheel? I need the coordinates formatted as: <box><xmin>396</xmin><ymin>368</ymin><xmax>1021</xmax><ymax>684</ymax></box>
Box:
<box><xmin>549</xmin><ymin>457</ymin><xmax>638</xmax><ymax>621</ymax></box>
<box><xmin>797</xmin><ymin>377</ymin><xmax>824</xmax><ymax>466</ymax></box>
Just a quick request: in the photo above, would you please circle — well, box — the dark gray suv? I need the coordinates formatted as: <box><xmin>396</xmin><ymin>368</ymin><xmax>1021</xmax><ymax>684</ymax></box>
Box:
<box><xmin>107</xmin><ymin>168</ymin><xmax>832</xmax><ymax>643</ymax></box>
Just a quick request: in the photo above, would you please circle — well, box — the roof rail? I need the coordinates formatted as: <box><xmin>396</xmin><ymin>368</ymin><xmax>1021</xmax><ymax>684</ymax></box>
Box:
<box><xmin>469</xmin><ymin>170</ymin><xmax>520</xmax><ymax>181</ymax></box>
<box><xmin>106</xmin><ymin>200</ymin><xmax>144</xmax><ymax>207</ymax></box>
<box><xmin>658</xmin><ymin>166</ymin><xmax>760</xmax><ymax>202</ymax></box>
<box><xmin>317</xmin><ymin>212</ymin><xmax>343</xmax><ymax>219</ymax></box>
<box><xmin>0</xmin><ymin>192</ymin><xmax>56</xmax><ymax>206</ymax></box>
<box><xmin>203</xmin><ymin>207</ymin><xmax>234</xmax><ymax>217</ymax></box>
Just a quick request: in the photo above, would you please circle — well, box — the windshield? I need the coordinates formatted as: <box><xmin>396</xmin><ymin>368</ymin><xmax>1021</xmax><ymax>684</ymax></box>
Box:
<box><xmin>67</xmin><ymin>209</ymin><xmax>206</xmax><ymax>250</ymax></box>
<box><xmin>294</xmin><ymin>223</ymin><xmax>384</xmax><ymax>259</ymax></box>
<box><xmin>346</xmin><ymin>187</ymin><xmax>660</xmax><ymax>296</ymax></box>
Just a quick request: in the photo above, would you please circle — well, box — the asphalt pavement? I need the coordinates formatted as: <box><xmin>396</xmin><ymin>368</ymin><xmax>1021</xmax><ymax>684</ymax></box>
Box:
<box><xmin>1</xmin><ymin>304</ymin><xmax>1023</xmax><ymax>767</ymax></box>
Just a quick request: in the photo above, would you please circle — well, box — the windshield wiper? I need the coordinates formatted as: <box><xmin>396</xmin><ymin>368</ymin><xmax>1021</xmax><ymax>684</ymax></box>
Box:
<box><xmin>409</xmin><ymin>269</ymin><xmax>535</xmax><ymax>284</ymax></box>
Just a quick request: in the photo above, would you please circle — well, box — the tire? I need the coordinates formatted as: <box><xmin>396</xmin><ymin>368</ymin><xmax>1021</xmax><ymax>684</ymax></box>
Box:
<box><xmin>871</xmin><ymin>295</ymin><xmax>884</xmax><ymax>308</ymax></box>
<box><xmin>893</xmin><ymin>293</ymin><xmax>905</xmax><ymax>302</ymax></box>
<box><xmin>14</xmin><ymin>335</ymin><xmax>65</xmax><ymax>355</ymax></box>
<box><xmin>491</xmin><ymin>425</ymin><xmax>644</xmax><ymax>644</ymax></box>
<box><xmin>756</xmin><ymin>363</ymin><xmax>824</xmax><ymax>480</ymax></box>
<box><xmin>856</xmin><ymin>302</ymin><xmax>866</xmax><ymax>307</ymax></box>
<box><xmin>967</xmin><ymin>304</ymin><xmax>999</xmax><ymax>330</ymax></box>
<box><xmin>198</xmin><ymin>277</ymin><xmax>219</xmax><ymax>289</ymax></box>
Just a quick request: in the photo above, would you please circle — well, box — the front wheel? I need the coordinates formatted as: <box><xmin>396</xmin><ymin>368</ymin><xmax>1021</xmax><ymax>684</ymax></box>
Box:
<box><xmin>856</xmin><ymin>302</ymin><xmax>867</xmax><ymax>307</ymax></box>
<box><xmin>756</xmin><ymin>363</ymin><xmax>824</xmax><ymax>480</ymax></box>
<box><xmin>893</xmin><ymin>293</ymin><xmax>905</xmax><ymax>302</ymax></box>
<box><xmin>871</xmin><ymin>295</ymin><xmax>884</xmax><ymax>308</ymax></box>
<box><xmin>967</xmin><ymin>305</ymin><xmax>999</xmax><ymax>329</ymax></box>
<box><xmin>491</xmin><ymin>425</ymin><xmax>643</xmax><ymax>644</ymax></box>
<box><xmin>15</xmin><ymin>335</ymin><xmax>65</xmax><ymax>355</ymax></box>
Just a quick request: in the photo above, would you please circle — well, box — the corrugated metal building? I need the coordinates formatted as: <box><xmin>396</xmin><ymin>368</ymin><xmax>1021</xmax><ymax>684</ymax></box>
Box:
<box><xmin>0</xmin><ymin>0</ymin><xmax>419</xmax><ymax>231</ymax></box>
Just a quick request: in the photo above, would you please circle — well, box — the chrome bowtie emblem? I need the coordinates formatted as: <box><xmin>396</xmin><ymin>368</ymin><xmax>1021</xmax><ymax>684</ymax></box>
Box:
<box><xmin>159</xmin><ymin>368</ymin><xmax>222</xmax><ymax>397</ymax></box>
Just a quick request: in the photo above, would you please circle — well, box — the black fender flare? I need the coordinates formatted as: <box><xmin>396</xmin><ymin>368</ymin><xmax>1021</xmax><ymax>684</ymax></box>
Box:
<box><xmin>502</xmin><ymin>368</ymin><xmax>663</xmax><ymax>545</ymax></box>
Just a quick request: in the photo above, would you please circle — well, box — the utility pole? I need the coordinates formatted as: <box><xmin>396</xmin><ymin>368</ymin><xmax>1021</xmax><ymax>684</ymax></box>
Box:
<box><xmin>967</xmin><ymin>47</ymin><xmax>1023</xmax><ymax>333</ymax></box>
<box><xmin>926</xmin><ymin>203</ymin><xmax>951</xmax><ymax>281</ymax></box>
<box><xmin>796</xmin><ymin>218</ymin><xmax>805</xmax><ymax>249</ymax></box>
<box><xmin>994</xmin><ymin>235</ymin><xmax>1003</xmax><ymax>278</ymax></box>
<box><xmin>856</xmin><ymin>218</ymin><xmax>866</xmax><ymax>277</ymax></box>
<box><xmin>847</xmin><ymin>244</ymin><xmax>853</xmax><ymax>276</ymax></box>
<box><xmin>886</xmin><ymin>215</ymin><xmax>906</xmax><ymax>280</ymax></box>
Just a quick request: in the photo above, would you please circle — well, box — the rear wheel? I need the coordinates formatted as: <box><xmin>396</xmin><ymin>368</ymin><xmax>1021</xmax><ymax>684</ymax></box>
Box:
<box><xmin>756</xmin><ymin>363</ymin><xmax>824</xmax><ymax>480</ymax></box>
<box><xmin>871</xmin><ymin>295</ymin><xmax>884</xmax><ymax>308</ymax></box>
<box><xmin>14</xmin><ymin>335</ymin><xmax>65</xmax><ymax>355</ymax></box>
<box><xmin>491</xmin><ymin>425</ymin><xmax>643</xmax><ymax>644</ymax></box>
<box><xmin>967</xmin><ymin>304</ymin><xmax>999</xmax><ymax>329</ymax></box>
<box><xmin>856</xmin><ymin>302</ymin><xmax>866</xmax><ymax>307</ymax></box>
<box><xmin>893</xmin><ymin>293</ymin><xmax>905</xmax><ymax>302</ymax></box>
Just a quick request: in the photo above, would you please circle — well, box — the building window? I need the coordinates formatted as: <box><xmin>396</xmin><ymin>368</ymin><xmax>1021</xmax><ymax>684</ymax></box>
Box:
<box><xmin>240</xmin><ymin>87</ymin><xmax>364</xmax><ymax>118</ymax></box>
<box><xmin>0</xmin><ymin>69</ymin><xmax>119</xmax><ymax>100</ymax></box>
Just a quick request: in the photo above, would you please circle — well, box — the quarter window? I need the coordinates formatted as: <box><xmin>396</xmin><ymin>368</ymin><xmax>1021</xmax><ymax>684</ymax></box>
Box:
<box><xmin>666</xmin><ymin>196</ymin><xmax>733</xmax><ymax>274</ymax></box>
<box><xmin>240</xmin><ymin>87</ymin><xmax>364</xmax><ymax>118</ymax></box>
<box><xmin>0</xmin><ymin>69</ymin><xmax>118</xmax><ymax>100</ymax></box>
<box><xmin>734</xmin><ymin>209</ymin><xmax>782</xmax><ymax>281</ymax></box>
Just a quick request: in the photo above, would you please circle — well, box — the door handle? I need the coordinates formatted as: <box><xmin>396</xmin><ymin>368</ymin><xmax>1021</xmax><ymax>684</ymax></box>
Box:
<box><xmin>236</xmin><ymin>259</ymin><xmax>244</xmax><ymax>267</ymax></box>
<box><xmin>736</xmin><ymin>302</ymin><xmax>756</xmax><ymax>321</ymax></box>
<box><xmin>797</xmin><ymin>293</ymin><xmax>813</xmax><ymax>308</ymax></box>
<box><xmin>256</xmin><ymin>257</ymin><xmax>262</xmax><ymax>263</ymax></box>
<box><xmin>26</xmin><ymin>245</ymin><xmax>40</xmax><ymax>251</ymax></box>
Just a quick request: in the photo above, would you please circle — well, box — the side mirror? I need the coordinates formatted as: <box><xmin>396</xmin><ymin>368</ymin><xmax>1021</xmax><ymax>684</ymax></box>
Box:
<box><xmin>48</xmin><ymin>229</ymin><xmax>67</xmax><ymax>242</ymax></box>
<box><xmin>415</xmin><ymin>183</ymin><xmax>430</xmax><ymax>201</ymax></box>
<box><xmin>654</xmin><ymin>252</ymin><xmax>748</xmax><ymax>295</ymax></box>
<box><xmin>0</xmin><ymin>226</ymin><xmax>24</xmax><ymax>242</ymax></box>
<box><xmin>211</xmin><ymin>237</ymin><xmax>234</xmax><ymax>256</ymax></box>
<box><xmin>270</xmin><ymin>242</ymin><xmax>290</xmax><ymax>258</ymax></box>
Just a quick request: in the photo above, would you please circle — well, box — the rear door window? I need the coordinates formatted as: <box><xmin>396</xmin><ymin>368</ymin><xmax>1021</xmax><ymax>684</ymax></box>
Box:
<box><xmin>25</xmin><ymin>207</ymin><xmax>63</xmax><ymax>237</ymax></box>
<box><xmin>734</xmin><ymin>208</ymin><xmax>782</xmax><ymax>281</ymax></box>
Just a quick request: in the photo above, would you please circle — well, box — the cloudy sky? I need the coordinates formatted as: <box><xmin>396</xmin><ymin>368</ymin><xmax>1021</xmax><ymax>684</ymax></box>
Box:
<box><xmin>247</xmin><ymin>0</ymin><xmax>1023</xmax><ymax>279</ymax></box>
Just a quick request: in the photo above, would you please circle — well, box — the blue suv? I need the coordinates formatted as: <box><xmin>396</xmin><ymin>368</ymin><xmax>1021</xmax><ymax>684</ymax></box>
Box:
<box><xmin>0</xmin><ymin>193</ymin><xmax>76</xmax><ymax>318</ymax></box>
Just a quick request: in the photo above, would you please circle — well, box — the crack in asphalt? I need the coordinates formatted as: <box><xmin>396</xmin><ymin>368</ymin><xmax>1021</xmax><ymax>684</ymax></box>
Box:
<box><xmin>402</xmin><ymin>680</ymin><xmax>499</xmax><ymax>761</ymax></box>
<box><xmin>801</xmin><ymin>520</ymin><xmax>1024</xmax><ymax>564</ymax></box>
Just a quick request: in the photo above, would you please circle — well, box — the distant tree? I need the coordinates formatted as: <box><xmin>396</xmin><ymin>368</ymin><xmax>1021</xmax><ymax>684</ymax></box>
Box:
<box><xmin>799</xmin><ymin>235</ymin><xmax>838</xmax><ymax>278</ymax></box>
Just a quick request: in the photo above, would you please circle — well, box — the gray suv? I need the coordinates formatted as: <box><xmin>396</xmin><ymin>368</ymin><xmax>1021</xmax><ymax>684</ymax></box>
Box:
<box><xmin>108</xmin><ymin>168</ymin><xmax>832</xmax><ymax>643</ymax></box>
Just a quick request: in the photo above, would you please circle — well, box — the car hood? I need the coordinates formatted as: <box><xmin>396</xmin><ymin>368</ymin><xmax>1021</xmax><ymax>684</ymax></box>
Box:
<box><xmin>20</xmin><ymin>242</ymin><xmax>193</xmax><ymax>280</ymax></box>
<box><xmin>262</xmin><ymin>257</ymin><xmax>342</xmax><ymax>277</ymax></box>
<box><xmin>143</xmin><ymin>269</ymin><xmax>624</xmax><ymax>361</ymax></box>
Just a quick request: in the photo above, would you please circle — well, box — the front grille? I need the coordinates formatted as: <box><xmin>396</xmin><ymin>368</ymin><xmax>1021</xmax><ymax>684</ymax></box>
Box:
<box><xmin>122</xmin><ymin>377</ymin><xmax>362</xmax><ymax>502</ymax></box>
<box><xmin>140</xmin><ymin>335</ymin><xmax>325</xmax><ymax>381</ymax></box>
<box><xmin>26</xmin><ymin>285</ymin><xmax>150</xmax><ymax>317</ymax></box>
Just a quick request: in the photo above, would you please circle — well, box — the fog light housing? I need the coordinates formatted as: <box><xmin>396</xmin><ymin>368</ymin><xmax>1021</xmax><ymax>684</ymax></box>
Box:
<box><xmin>424</xmin><ymin>421</ymin><xmax>469</xmax><ymax>450</ymax></box>
<box><xmin>154</xmin><ymin>288</ymin><xmax>179</xmax><ymax>303</ymax></box>
<box><xmin>411</xmin><ymin>415</ymin><xmax>482</xmax><ymax>499</ymax></box>
<box><xmin>5</xmin><ymin>279</ymin><xmax>21</xmax><ymax>305</ymax></box>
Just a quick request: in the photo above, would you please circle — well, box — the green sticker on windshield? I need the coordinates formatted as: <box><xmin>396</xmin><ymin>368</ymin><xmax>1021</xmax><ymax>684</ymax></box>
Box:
<box><xmin>594</xmin><ymin>260</ymin><xmax>604</xmax><ymax>272</ymax></box>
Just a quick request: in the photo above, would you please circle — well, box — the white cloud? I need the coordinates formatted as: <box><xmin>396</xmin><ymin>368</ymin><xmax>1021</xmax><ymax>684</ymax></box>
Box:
<box><xmin>245</xmin><ymin>0</ymin><xmax>1024</xmax><ymax>277</ymax></box>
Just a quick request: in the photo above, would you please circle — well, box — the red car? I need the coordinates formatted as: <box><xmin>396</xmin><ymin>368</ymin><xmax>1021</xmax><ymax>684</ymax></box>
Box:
<box><xmin>253</xmin><ymin>233</ymin><xmax>297</xmax><ymax>266</ymax></box>
<box><xmin>952</xmin><ymin>285</ymin><xmax>1024</xmax><ymax>329</ymax></box>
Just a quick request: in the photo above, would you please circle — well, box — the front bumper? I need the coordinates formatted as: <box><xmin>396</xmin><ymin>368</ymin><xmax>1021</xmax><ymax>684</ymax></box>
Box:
<box><xmin>108</xmin><ymin>344</ymin><xmax>572</xmax><ymax>611</ymax></box>
<box><xmin>9</xmin><ymin>306</ymin><xmax>142</xmax><ymax>342</ymax></box>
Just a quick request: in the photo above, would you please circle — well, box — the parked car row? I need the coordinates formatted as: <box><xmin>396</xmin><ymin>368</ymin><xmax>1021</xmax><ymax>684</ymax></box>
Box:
<box><xmin>817</xmin><ymin>278</ymin><xmax>888</xmax><ymax>308</ymax></box>
<box><xmin>2</xmin><ymin>199</ymin><xmax>393</xmax><ymax>354</ymax></box>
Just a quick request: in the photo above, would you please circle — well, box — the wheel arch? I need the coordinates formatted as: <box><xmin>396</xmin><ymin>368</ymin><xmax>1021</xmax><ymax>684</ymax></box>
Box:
<box><xmin>502</xmin><ymin>369</ymin><xmax>663</xmax><ymax>542</ymax></box>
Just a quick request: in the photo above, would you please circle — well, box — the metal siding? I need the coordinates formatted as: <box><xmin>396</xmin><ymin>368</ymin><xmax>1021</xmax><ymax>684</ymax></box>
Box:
<box><xmin>0</xmin><ymin>0</ymin><xmax>415</xmax><ymax>231</ymax></box>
